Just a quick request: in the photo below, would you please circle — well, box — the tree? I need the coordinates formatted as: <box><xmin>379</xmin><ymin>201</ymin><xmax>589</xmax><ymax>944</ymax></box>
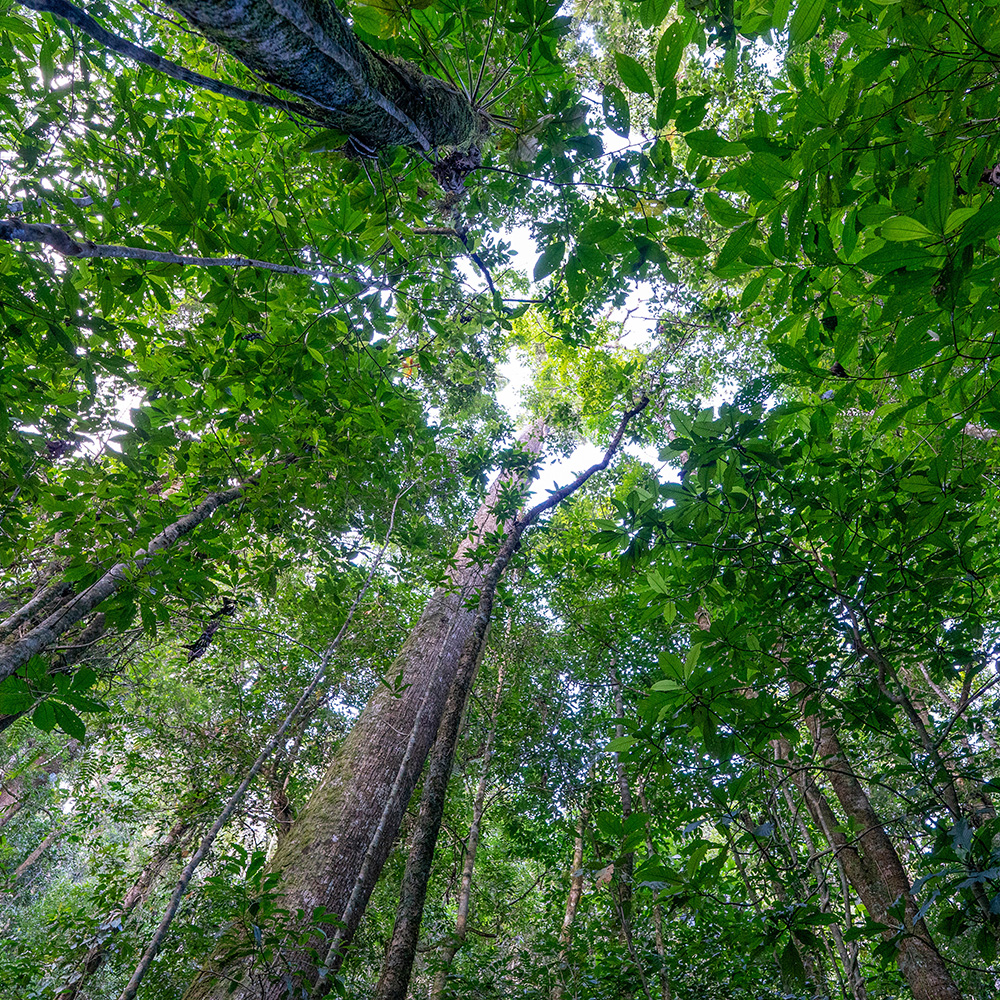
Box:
<box><xmin>3</xmin><ymin>0</ymin><xmax>1000</xmax><ymax>998</ymax></box>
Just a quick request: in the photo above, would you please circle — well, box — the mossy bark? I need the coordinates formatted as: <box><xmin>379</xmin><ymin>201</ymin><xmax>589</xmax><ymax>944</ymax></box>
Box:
<box><xmin>160</xmin><ymin>0</ymin><xmax>482</xmax><ymax>151</ymax></box>
<box><xmin>182</xmin><ymin>426</ymin><xmax>545</xmax><ymax>1000</ymax></box>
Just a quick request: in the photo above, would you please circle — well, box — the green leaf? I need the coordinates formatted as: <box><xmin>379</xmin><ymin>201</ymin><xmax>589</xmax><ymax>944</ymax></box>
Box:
<box><xmin>666</xmin><ymin>236</ymin><xmax>711</xmax><ymax>257</ymax></box>
<box><xmin>603</xmin><ymin>84</ymin><xmax>631</xmax><ymax>137</ymax></box>
<box><xmin>704</xmin><ymin>191</ymin><xmax>750</xmax><ymax>227</ymax></box>
<box><xmin>926</xmin><ymin>158</ymin><xmax>953</xmax><ymax>234</ymax></box>
<box><xmin>685</xmin><ymin>130</ymin><xmax>746</xmax><ymax>158</ymax></box>
<box><xmin>606</xmin><ymin>735</ymin><xmax>637</xmax><ymax>752</ymax></box>
<box><xmin>789</xmin><ymin>0</ymin><xmax>825</xmax><ymax>44</ymax></box>
<box><xmin>882</xmin><ymin>217</ymin><xmax>933</xmax><ymax>242</ymax></box>
<box><xmin>614</xmin><ymin>52</ymin><xmax>654</xmax><ymax>97</ymax></box>
<box><xmin>655</xmin><ymin>23</ymin><xmax>686</xmax><ymax>86</ymax></box>
<box><xmin>534</xmin><ymin>241</ymin><xmax>565</xmax><ymax>281</ymax></box>
<box><xmin>33</xmin><ymin>701</ymin><xmax>56</xmax><ymax>732</ymax></box>
<box><xmin>779</xmin><ymin>940</ymin><xmax>807</xmax><ymax>985</ymax></box>
<box><xmin>52</xmin><ymin>701</ymin><xmax>86</xmax><ymax>741</ymax></box>
<box><xmin>301</xmin><ymin>129</ymin><xmax>350</xmax><ymax>153</ymax></box>
<box><xmin>716</xmin><ymin>221</ymin><xmax>757</xmax><ymax>269</ymax></box>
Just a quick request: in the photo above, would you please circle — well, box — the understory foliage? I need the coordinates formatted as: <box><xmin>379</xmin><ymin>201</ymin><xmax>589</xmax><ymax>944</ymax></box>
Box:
<box><xmin>1</xmin><ymin>0</ymin><xmax>999</xmax><ymax>998</ymax></box>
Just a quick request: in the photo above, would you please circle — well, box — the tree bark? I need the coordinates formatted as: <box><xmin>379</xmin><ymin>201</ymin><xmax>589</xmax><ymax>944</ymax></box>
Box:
<box><xmin>183</xmin><ymin>424</ymin><xmax>547</xmax><ymax>1000</ymax></box>
<box><xmin>155</xmin><ymin>0</ymin><xmax>483</xmax><ymax>152</ymax></box>
<box><xmin>429</xmin><ymin>660</ymin><xmax>505</xmax><ymax>1000</ymax></box>
<box><xmin>777</xmin><ymin>725</ymin><xmax>963</xmax><ymax>1000</ymax></box>
<box><xmin>0</xmin><ymin>482</ymin><xmax>248</xmax><ymax>684</ymax></box>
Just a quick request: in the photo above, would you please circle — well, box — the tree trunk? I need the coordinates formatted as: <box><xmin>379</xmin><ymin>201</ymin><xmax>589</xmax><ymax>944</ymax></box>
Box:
<box><xmin>183</xmin><ymin>424</ymin><xmax>546</xmax><ymax>1000</ymax></box>
<box><xmin>608</xmin><ymin>662</ymin><xmax>634</xmax><ymax>944</ymax></box>
<box><xmin>10</xmin><ymin>823</ymin><xmax>63</xmax><ymax>882</ymax></box>
<box><xmin>429</xmin><ymin>660</ymin><xmax>505</xmax><ymax>1000</ymax></box>
<box><xmin>156</xmin><ymin>0</ymin><xmax>482</xmax><ymax>152</ymax></box>
<box><xmin>372</xmin><ymin>576</ymin><xmax>497</xmax><ymax>1000</ymax></box>
<box><xmin>371</xmin><ymin>401</ymin><xmax>648</xmax><ymax>1000</ymax></box>
<box><xmin>552</xmin><ymin>797</ymin><xmax>589</xmax><ymax>1000</ymax></box>
<box><xmin>777</xmin><ymin>725</ymin><xmax>963</xmax><ymax>1000</ymax></box>
<box><xmin>636</xmin><ymin>782</ymin><xmax>671</xmax><ymax>1000</ymax></box>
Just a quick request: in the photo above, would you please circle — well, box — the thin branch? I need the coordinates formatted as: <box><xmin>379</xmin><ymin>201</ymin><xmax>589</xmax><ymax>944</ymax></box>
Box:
<box><xmin>16</xmin><ymin>0</ymin><xmax>326</xmax><ymax>121</ymax></box>
<box><xmin>6</xmin><ymin>193</ymin><xmax>121</xmax><ymax>214</ymax></box>
<box><xmin>0</xmin><ymin>218</ymin><xmax>347</xmax><ymax>278</ymax></box>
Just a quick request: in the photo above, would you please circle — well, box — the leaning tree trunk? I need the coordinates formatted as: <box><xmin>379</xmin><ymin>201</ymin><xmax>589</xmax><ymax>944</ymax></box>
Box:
<box><xmin>429</xmin><ymin>659</ymin><xmax>505</xmax><ymax>1000</ymax></box>
<box><xmin>183</xmin><ymin>423</ymin><xmax>547</xmax><ymax>1000</ymax></box>
<box><xmin>777</xmin><ymin>723</ymin><xmax>963</xmax><ymax>1000</ymax></box>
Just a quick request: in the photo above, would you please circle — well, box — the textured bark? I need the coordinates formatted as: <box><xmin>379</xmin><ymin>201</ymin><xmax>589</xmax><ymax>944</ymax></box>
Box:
<box><xmin>183</xmin><ymin>425</ymin><xmax>545</xmax><ymax>1000</ymax></box>
<box><xmin>778</xmin><ymin>727</ymin><xmax>963</xmax><ymax>1000</ymax></box>
<box><xmin>373</xmin><ymin>398</ymin><xmax>648</xmax><ymax>1000</ymax></box>
<box><xmin>157</xmin><ymin>0</ymin><xmax>483</xmax><ymax>151</ymax></box>
<box><xmin>373</xmin><ymin>573</ymin><xmax>496</xmax><ymax>1000</ymax></box>
<box><xmin>429</xmin><ymin>661</ymin><xmax>505</xmax><ymax>1000</ymax></box>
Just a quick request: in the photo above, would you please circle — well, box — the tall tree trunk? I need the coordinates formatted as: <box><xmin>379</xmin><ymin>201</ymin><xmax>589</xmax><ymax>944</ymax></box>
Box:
<box><xmin>429</xmin><ymin>659</ymin><xmax>505</xmax><ymax>1000</ymax></box>
<box><xmin>371</xmin><ymin>403</ymin><xmax>648</xmax><ymax>1000</ymax></box>
<box><xmin>183</xmin><ymin>424</ymin><xmax>547</xmax><ymax>1000</ymax></box>
<box><xmin>9</xmin><ymin>823</ymin><xmax>63</xmax><ymax>882</ymax></box>
<box><xmin>636</xmin><ymin>782</ymin><xmax>672</xmax><ymax>1000</ymax></box>
<box><xmin>777</xmin><ymin>724</ymin><xmax>963</xmax><ymax>1000</ymax></box>
<box><xmin>608</xmin><ymin>662</ymin><xmax>634</xmax><ymax>943</ymax></box>
<box><xmin>552</xmin><ymin>796</ymin><xmax>590</xmax><ymax>1000</ymax></box>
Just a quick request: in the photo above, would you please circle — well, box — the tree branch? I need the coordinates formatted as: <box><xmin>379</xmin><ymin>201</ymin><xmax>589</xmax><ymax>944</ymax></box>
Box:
<box><xmin>17</xmin><ymin>0</ymin><xmax>327</xmax><ymax>121</ymax></box>
<box><xmin>0</xmin><ymin>219</ymin><xmax>344</xmax><ymax>278</ymax></box>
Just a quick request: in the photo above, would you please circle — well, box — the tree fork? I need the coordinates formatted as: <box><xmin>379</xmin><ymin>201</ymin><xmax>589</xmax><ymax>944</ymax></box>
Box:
<box><xmin>370</xmin><ymin>398</ymin><xmax>650</xmax><ymax>1000</ymax></box>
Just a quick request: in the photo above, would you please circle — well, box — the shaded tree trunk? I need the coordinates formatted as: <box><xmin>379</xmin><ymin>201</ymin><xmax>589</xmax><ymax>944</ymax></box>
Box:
<box><xmin>429</xmin><ymin>660</ymin><xmax>506</xmax><ymax>1000</ymax></box>
<box><xmin>183</xmin><ymin>424</ymin><xmax>547</xmax><ymax>1000</ymax></box>
<box><xmin>777</xmin><ymin>723</ymin><xmax>963</xmax><ymax>1000</ymax></box>
<box><xmin>371</xmin><ymin>402</ymin><xmax>648</xmax><ymax>1000</ymax></box>
<box><xmin>552</xmin><ymin>796</ymin><xmax>590</xmax><ymax>1000</ymax></box>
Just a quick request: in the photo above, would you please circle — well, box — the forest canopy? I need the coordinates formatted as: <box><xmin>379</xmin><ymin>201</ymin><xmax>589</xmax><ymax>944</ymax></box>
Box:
<box><xmin>1</xmin><ymin>0</ymin><xmax>999</xmax><ymax>998</ymax></box>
